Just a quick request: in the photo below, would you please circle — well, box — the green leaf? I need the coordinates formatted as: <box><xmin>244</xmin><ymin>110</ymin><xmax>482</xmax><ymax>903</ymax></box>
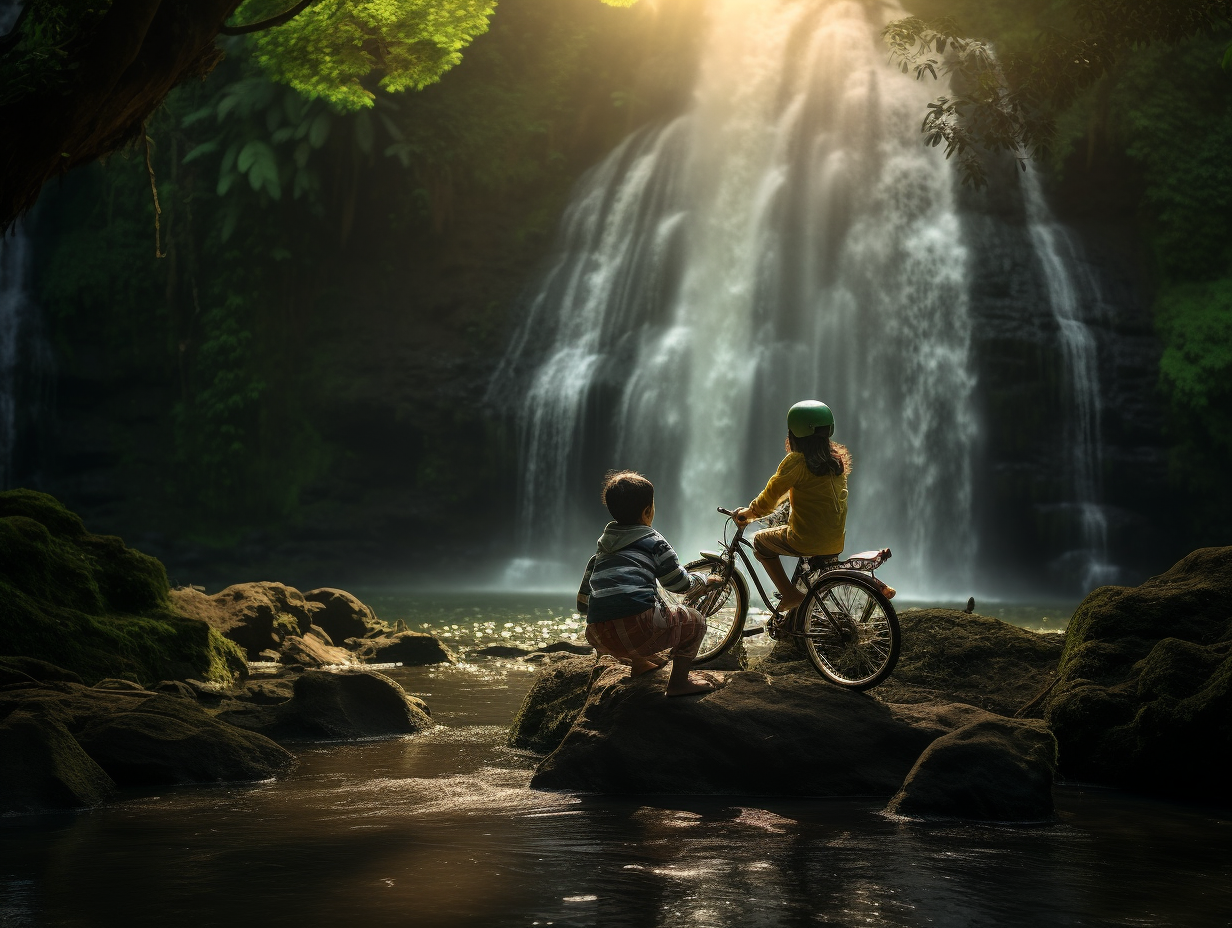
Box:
<box><xmin>309</xmin><ymin>112</ymin><xmax>331</xmax><ymax>149</ymax></box>
<box><xmin>183</xmin><ymin>140</ymin><xmax>220</xmax><ymax>164</ymax></box>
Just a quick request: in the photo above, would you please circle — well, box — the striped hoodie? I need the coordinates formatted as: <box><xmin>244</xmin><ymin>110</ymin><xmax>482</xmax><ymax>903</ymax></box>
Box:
<box><xmin>576</xmin><ymin>522</ymin><xmax>703</xmax><ymax>623</ymax></box>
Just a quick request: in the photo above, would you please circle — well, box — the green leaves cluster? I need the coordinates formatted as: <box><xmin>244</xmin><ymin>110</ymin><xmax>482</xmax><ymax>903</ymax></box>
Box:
<box><xmin>883</xmin><ymin>0</ymin><xmax>1232</xmax><ymax>185</ymax></box>
<box><xmin>0</xmin><ymin>0</ymin><xmax>113</xmax><ymax>106</ymax></box>
<box><xmin>235</xmin><ymin>0</ymin><xmax>497</xmax><ymax>110</ymax></box>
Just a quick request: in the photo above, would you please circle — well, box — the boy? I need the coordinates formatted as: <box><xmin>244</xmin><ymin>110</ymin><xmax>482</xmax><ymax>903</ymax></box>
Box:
<box><xmin>577</xmin><ymin>470</ymin><xmax>720</xmax><ymax>696</ymax></box>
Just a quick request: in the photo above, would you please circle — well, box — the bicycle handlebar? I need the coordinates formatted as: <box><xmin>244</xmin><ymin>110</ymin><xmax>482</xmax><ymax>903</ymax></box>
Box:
<box><xmin>717</xmin><ymin>507</ymin><xmax>737</xmax><ymax>517</ymax></box>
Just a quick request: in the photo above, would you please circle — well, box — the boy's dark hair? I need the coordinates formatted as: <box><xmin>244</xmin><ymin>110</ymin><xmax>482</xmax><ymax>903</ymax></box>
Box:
<box><xmin>602</xmin><ymin>470</ymin><xmax>654</xmax><ymax>524</ymax></box>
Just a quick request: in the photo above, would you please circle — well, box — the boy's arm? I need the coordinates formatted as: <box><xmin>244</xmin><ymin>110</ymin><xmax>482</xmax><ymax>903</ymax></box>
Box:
<box><xmin>650</xmin><ymin>536</ymin><xmax>705</xmax><ymax>595</ymax></box>
<box><xmin>576</xmin><ymin>554</ymin><xmax>597</xmax><ymax>617</ymax></box>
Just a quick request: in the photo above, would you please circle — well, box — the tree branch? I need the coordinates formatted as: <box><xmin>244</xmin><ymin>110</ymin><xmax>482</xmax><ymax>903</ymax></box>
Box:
<box><xmin>218</xmin><ymin>0</ymin><xmax>317</xmax><ymax>35</ymax></box>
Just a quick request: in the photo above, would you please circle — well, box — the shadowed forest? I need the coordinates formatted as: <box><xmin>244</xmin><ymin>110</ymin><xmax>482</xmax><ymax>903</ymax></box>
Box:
<box><xmin>5</xmin><ymin>0</ymin><xmax>1232</xmax><ymax>592</ymax></box>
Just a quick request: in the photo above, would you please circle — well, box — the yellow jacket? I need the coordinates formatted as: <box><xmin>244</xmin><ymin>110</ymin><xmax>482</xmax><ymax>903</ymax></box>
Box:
<box><xmin>749</xmin><ymin>452</ymin><xmax>847</xmax><ymax>555</ymax></box>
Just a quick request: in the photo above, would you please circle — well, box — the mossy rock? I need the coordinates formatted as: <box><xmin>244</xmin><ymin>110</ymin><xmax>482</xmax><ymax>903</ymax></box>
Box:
<box><xmin>0</xmin><ymin>489</ymin><xmax>245</xmax><ymax>686</ymax></box>
<box><xmin>508</xmin><ymin>655</ymin><xmax>599</xmax><ymax>753</ymax></box>
<box><xmin>1044</xmin><ymin>546</ymin><xmax>1232</xmax><ymax>797</ymax></box>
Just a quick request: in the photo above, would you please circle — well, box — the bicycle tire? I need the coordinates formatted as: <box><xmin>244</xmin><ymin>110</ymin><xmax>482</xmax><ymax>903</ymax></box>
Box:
<box><xmin>798</xmin><ymin>572</ymin><xmax>899</xmax><ymax>689</ymax></box>
<box><xmin>659</xmin><ymin>557</ymin><xmax>748</xmax><ymax>664</ymax></box>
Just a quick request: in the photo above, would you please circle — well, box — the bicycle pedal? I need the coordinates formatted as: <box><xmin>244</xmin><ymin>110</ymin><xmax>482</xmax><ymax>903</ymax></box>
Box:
<box><xmin>742</xmin><ymin>626</ymin><xmax>765</xmax><ymax>638</ymax></box>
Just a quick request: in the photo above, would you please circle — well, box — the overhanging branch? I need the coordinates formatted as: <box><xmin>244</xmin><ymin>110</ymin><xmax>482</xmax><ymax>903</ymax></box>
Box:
<box><xmin>218</xmin><ymin>0</ymin><xmax>317</xmax><ymax>35</ymax></box>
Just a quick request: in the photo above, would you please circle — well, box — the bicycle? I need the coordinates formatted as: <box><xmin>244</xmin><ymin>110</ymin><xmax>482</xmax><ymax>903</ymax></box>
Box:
<box><xmin>660</xmin><ymin>507</ymin><xmax>901</xmax><ymax>689</ymax></box>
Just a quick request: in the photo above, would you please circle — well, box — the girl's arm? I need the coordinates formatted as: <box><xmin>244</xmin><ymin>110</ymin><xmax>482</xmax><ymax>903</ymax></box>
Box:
<box><xmin>747</xmin><ymin>454</ymin><xmax>804</xmax><ymax>517</ymax></box>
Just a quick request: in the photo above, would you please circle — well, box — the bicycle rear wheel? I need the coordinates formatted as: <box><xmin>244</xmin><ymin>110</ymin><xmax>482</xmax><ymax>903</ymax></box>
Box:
<box><xmin>659</xmin><ymin>557</ymin><xmax>748</xmax><ymax>663</ymax></box>
<box><xmin>799</xmin><ymin>574</ymin><xmax>899</xmax><ymax>689</ymax></box>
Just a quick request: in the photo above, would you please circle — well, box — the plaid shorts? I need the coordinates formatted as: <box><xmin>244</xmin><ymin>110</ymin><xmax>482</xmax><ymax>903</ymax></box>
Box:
<box><xmin>585</xmin><ymin>602</ymin><xmax>707</xmax><ymax>660</ymax></box>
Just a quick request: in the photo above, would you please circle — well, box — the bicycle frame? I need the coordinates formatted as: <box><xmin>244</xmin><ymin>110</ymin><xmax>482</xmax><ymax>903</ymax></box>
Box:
<box><xmin>701</xmin><ymin>513</ymin><xmax>783</xmax><ymax>615</ymax></box>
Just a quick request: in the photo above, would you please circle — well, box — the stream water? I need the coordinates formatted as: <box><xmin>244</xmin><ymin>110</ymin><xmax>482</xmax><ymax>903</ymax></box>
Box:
<box><xmin>3</xmin><ymin>595</ymin><xmax>1230</xmax><ymax>928</ymax></box>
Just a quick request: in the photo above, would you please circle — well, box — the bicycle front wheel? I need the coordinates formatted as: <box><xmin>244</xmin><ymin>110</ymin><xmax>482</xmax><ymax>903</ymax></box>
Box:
<box><xmin>659</xmin><ymin>557</ymin><xmax>748</xmax><ymax>663</ymax></box>
<box><xmin>799</xmin><ymin>574</ymin><xmax>899</xmax><ymax>689</ymax></box>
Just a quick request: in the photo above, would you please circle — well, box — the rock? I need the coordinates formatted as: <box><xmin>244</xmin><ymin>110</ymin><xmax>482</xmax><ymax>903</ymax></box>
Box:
<box><xmin>509</xmin><ymin>656</ymin><xmax>600</xmax><ymax>753</ymax></box>
<box><xmin>351</xmin><ymin>631</ymin><xmax>454</xmax><ymax>666</ymax></box>
<box><xmin>1044</xmin><ymin>547</ymin><xmax>1232</xmax><ymax>796</ymax></box>
<box><xmin>0</xmin><ymin>657</ymin><xmax>84</xmax><ymax>686</ymax></box>
<box><xmin>93</xmin><ymin>678</ymin><xmax>148</xmax><ymax>692</ymax></box>
<box><xmin>474</xmin><ymin>645</ymin><xmax>532</xmax><ymax>658</ymax></box>
<box><xmin>1</xmin><ymin>667</ymin><xmax>39</xmax><ymax>688</ymax></box>
<box><xmin>0</xmin><ymin>683</ymin><xmax>295</xmax><ymax>792</ymax></box>
<box><xmin>538</xmin><ymin>640</ymin><xmax>594</xmax><ymax>655</ymax></box>
<box><xmin>530</xmin><ymin>659</ymin><xmax>955</xmax><ymax>795</ymax></box>
<box><xmin>886</xmin><ymin>718</ymin><xmax>1058</xmax><ymax>820</ymax></box>
<box><xmin>0</xmin><ymin>710</ymin><xmax>116</xmax><ymax>814</ymax></box>
<box><xmin>278</xmin><ymin>633</ymin><xmax>356</xmax><ymax>668</ymax></box>
<box><xmin>303</xmin><ymin>588</ymin><xmax>386</xmax><ymax>643</ymax></box>
<box><xmin>865</xmin><ymin>610</ymin><xmax>1063</xmax><ymax>717</ymax></box>
<box><xmin>75</xmin><ymin>695</ymin><xmax>296</xmax><ymax>786</ymax></box>
<box><xmin>174</xmin><ymin>582</ymin><xmax>316</xmax><ymax>660</ymax></box>
<box><xmin>151</xmin><ymin>680</ymin><xmax>198</xmax><ymax>700</ymax></box>
<box><xmin>0</xmin><ymin>490</ymin><xmax>246</xmax><ymax>686</ymax></box>
<box><xmin>217</xmin><ymin>669</ymin><xmax>432</xmax><ymax>741</ymax></box>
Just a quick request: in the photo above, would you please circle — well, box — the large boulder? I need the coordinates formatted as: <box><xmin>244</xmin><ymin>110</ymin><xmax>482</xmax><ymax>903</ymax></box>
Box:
<box><xmin>0</xmin><ymin>710</ymin><xmax>115</xmax><ymax>814</ymax></box>
<box><xmin>530</xmin><ymin>659</ymin><xmax>978</xmax><ymax>795</ymax></box>
<box><xmin>349</xmin><ymin>631</ymin><xmax>454</xmax><ymax>666</ymax></box>
<box><xmin>217</xmin><ymin>669</ymin><xmax>432</xmax><ymax>741</ymax></box>
<box><xmin>0</xmin><ymin>489</ymin><xmax>246</xmax><ymax>686</ymax></box>
<box><xmin>173</xmin><ymin>582</ymin><xmax>317</xmax><ymax>660</ymax></box>
<box><xmin>1044</xmin><ymin>547</ymin><xmax>1232</xmax><ymax>797</ymax></box>
<box><xmin>509</xmin><ymin>656</ymin><xmax>601</xmax><ymax>753</ymax></box>
<box><xmin>0</xmin><ymin>679</ymin><xmax>295</xmax><ymax>795</ymax></box>
<box><xmin>304</xmin><ymin>588</ymin><xmax>385</xmax><ymax>643</ymax></box>
<box><xmin>74</xmin><ymin>694</ymin><xmax>296</xmax><ymax>786</ymax></box>
<box><xmin>886</xmin><ymin>718</ymin><xmax>1057</xmax><ymax>820</ymax></box>
<box><xmin>852</xmin><ymin>609</ymin><xmax>1063</xmax><ymax>717</ymax></box>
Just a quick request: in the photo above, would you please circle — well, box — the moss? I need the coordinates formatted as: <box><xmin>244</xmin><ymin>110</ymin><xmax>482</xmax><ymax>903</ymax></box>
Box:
<box><xmin>1045</xmin><ymin>547</ymin><xmax>1232</xmax><ymax>796</ymax></box>
<box><xmin>0</xmin><ymin>489</ymin><xmax>245</xmax><ymax>686</ymax></box>
<box><xmin>508</xmin><ymin>656</ymin><xmax>596</xmax><ymax>753</ymax></box>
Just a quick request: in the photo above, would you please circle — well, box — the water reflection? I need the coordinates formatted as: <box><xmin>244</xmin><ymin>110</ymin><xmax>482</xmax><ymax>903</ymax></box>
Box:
<box><xmin>1</xmin><ymin>663</ymin><xmax>1228</xmax><ymax>928</ymax></box>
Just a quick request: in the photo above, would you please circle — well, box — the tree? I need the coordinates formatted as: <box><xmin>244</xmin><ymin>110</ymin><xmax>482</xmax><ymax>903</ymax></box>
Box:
<box><xmin>883</xmin><ymin>0</ymin><xmax>1232</xmax><ymax>185</ymax></box>
<box><xmin>0</xmin><ymin>0</ymin><xmax>638</xmax><ymax>229</ymax></box>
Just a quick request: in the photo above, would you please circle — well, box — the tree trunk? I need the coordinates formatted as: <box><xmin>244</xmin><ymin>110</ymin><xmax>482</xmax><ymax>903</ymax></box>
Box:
<box><xmin>0</xmin><ymin>0</ymin><xmax>242</xmax><ymax>230</ymax></box>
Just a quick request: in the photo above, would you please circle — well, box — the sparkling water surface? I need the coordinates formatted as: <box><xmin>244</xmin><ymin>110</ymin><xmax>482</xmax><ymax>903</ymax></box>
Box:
<box><xmin>2</xmin><ymin>593</ymin><xmax>1227</xmax><ymax>928</ymax></box>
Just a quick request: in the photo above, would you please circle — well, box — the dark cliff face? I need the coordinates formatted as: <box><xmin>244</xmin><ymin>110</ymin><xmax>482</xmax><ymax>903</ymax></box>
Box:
<box><xmin>960</xmin><ymin>166</ymin><xmax>1178</xmax><ymax>596</ymax></box>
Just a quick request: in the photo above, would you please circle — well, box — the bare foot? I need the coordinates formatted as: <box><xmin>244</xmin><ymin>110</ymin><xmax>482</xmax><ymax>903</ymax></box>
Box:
<box><xmin>629</xmin><ymin>657</ymin><xmax>662</xmax><ymax>677</ymax></box>
<box><xmin>778</xmin><ymin>589</ymin><xmax>805</xmax><ymax>610</ymax></box>
<box><xmin>665</xmin><ymin>673</ymin><xmax>715</xmax><ymax>697</ymax></box>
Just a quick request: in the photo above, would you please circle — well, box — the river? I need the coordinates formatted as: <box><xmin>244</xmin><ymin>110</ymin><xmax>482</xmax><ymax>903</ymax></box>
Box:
<box><xmin>1</xmin><ymin>595</ymin><xmax>1228</xmax><ymax>927</ymax></box>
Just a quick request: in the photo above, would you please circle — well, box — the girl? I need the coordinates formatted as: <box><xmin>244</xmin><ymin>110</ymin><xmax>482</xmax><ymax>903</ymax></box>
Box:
<box><xmin>734</xmin><ymin>400</ymin><xmax>894</xmax><ymax>609</ymax></box>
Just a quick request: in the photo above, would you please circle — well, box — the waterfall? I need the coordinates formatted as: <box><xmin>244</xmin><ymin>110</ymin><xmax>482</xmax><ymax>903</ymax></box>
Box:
<box><xmin>1020</xmin><ymin>171</ymin><xmax>1117</xmax><ymax>589</ymax></box>
<box><xmin>493</xmin><ymin>0</ymin><xmax>977</xmax><ymax>596</ymax></box>
<box><xmin>0</xmin><ymin>226</ymin><xmax>32</xmax><ymax>489</ymax></box>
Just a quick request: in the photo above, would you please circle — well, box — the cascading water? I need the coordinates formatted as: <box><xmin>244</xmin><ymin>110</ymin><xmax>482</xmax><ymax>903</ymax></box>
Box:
<box><xmin>493</xmin><ymin>0</ymin><xmax>977</xmax><ymax>596</ymax></box>
<box><xmin>1021</xmin><ymin>170</ymin><xmax>1117</xmax><ymax>589</ymax></box>
<box><xmin>0</xmin><ymin>226</ymin><xmax>32</xmax><ymax>489</ymax></box>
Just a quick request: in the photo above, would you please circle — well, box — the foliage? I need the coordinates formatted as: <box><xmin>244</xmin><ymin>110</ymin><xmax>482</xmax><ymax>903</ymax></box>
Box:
<box><xmin>236</xmin><ymin>0</ymin><xmax>497</xmax><ymax>110</ymax></box>
<box><xmin>0</xmin><ymin>0</ymin><xmax>113</xmax><ymax>106</ymax></box>
<box><xmin>883</xmin><ymin>0</ymin><xmax>1232</xmax><ymax>185</ymax></box>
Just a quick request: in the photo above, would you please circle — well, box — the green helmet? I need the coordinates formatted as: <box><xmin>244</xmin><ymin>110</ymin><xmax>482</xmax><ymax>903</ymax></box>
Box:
<box><xmin>787</xmin><ymin>400</ymin><xmax>835</xmax><ymax>438</ymax></box>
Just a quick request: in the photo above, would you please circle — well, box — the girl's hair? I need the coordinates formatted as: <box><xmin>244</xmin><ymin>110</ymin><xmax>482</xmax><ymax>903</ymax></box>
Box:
<box><xmin>787</xmin><ymin>426</ymin><xmax>851</xmax><ymax>476</ymax></box>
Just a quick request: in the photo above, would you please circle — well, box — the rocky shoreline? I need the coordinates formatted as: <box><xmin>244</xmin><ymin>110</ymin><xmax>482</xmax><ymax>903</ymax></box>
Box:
<box><xmin>4</xmin><ymin>489</ymin><xmax>1229</xmax><ymax>820</ymax></box>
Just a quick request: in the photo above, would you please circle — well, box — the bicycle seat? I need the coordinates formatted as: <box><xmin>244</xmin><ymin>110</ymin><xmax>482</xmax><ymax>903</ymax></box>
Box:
<box><xmin>808</xmin><ymin>549</ymin><xmax>891</xmax><ymax>571</ymax></box>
